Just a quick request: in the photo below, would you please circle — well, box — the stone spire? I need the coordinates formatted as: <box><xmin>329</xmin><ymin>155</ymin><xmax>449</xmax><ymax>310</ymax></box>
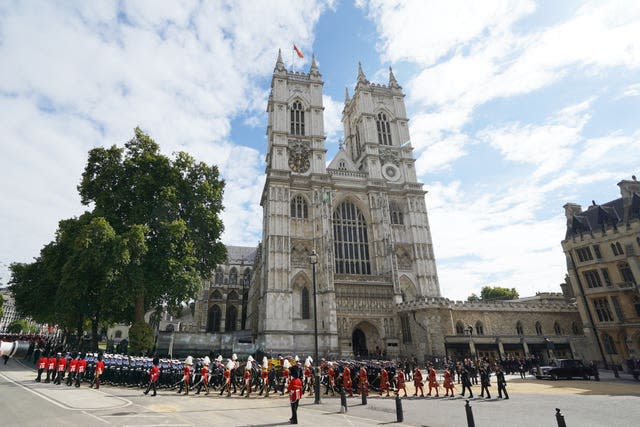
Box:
<box><xmin>344</xmin><ymin>86</ymin><xmax>350</xmax><ymax>104</ymax></box>
<box><xmin>389</xmin><ymin>66</ymin><xmax>401</xmax><ymax>89</ymax></box>
<box><xmin>310</xmin><ymin>54</ymin><xmax>320</xmax><ymax>78</ymax></box>
<box><xmin>357</xmin><ymin>61</ymin><xmax>367</xmax><ymax>83</ymax></box>
<box><xmin>275</xmin><ymin>48</ymin><xmax>285</xmax><ymax>72</ymax></box>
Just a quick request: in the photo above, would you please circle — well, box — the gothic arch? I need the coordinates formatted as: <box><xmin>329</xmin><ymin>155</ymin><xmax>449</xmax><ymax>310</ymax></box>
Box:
<box><xmin>331</xmin><ymin>195</ymin><xmax>373</xmax><ymax>225</ymax></box>
<box><xmin>286</xmin><ymin>95</ymin><xmax>310</xmax><ymax>110</ymax></box>
<box><xmin>291</xmin><ymin>271</ymin><xmax>312</xmax><ymax>320</ymax></box>
<box><xmin>351</xmin><ymin>320</ymin><xmax>383</xmax><ymax>357</ymax></box>
<box><xmin>399</xmin><ymin>275</ymin><xmax>418</xmax><ymax>302</ymax></box>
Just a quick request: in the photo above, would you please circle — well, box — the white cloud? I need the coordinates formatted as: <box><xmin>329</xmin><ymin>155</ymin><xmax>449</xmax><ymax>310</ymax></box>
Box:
<box><xmin>322</xmin><ymin>94</ymin><xmax>344</xmax><ymax>143</ymax></box>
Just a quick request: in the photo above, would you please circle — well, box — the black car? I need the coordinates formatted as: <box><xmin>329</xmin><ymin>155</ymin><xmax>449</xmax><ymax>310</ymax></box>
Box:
<box><xmin>535</xmin><ymin>359</ymin><xmax>592</xmax><ymax>380</ymax></box>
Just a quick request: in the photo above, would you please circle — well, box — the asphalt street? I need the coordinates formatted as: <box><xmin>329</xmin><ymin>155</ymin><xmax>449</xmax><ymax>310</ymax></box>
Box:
<box><xmin>1</xmin><ymin>358</ymin><xmax>639</xmax><ymax>426</ymax></box>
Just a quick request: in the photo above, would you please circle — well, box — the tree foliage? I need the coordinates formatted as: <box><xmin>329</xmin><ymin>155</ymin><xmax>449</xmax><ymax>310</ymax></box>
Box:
<box><xmin>78</xmin><ymin>127</ymin><xmax>226</xmax><ymax>322</ymax></box>
<box><xmin>467</xmin><ymin>286</ymin><xmax>519</xmax><ymax>302</ymax></box>
<box><xmin>7</xmin><ymin>319</ymin><xmax>38</xmax><ymax>334</ymax></box>
<box><xmin>128</xmin><ymin>322</ymin><xmax>154</xmax><ymax>355</ymax></box>
<box><xmin>0</xmin><ymin>293</ymin><xmax>4</xmax><ymax>319</ymax></box>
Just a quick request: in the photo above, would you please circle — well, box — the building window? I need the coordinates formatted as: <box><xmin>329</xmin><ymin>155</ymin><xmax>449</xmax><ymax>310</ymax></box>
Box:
<box><xmin>291</xmin><ymin>195</ymin><xmax>308</xmax><ymax>219</ymax></box>
<box><xmin>228</xmin><ymin>290</ymin><xmax>239</xmax><ymax>301</ymax></box>
<box><xmin>535</xmin><ymin>321</ymin><xmax>543</xmax><ymax>335</ymax></box>
<box><xmin>455</xmin><ymin>321</ymin><xmax>465</xmax><ymax>335</ymax></box>
<box><xmin>611</xmin><ymin>296</ymin><xmax>624</xmax><ymax>321</ymax></box>
<box><xmin>338</xmin><ymin>160</ymin><xmax>347</xmax><ymax>170</ymax></box>
<box><xmin>583</xmin><ymin>269</ymin><xmax>602</xmax><ymax>288</ymax></box>
<box><xmin>475</xmin><ymin>321</ymin><xmax>484</xmax><ymax>335</ymax></box>
<box><xmin>576</xmin><ymin>247</ymin><xmax>593</xmax><ymax>262</ymax></box>
<box><xmin>290</xmin><ymin>100</ymin><xmax>305</xmax><ymax>135</ymax></box>
<box><xmin>603</xmin><ymin>333</ymin><xmax>617</xmax><ymax>354</ymax></box>
<box><xmin>401</xmin><ymin>315</ymin><xmax>412</xmax><ymax>343</ymax></box>
<box><xmin>243</xmin><ymin>268</ymin><xmax>251</xmax><ymax>286</ymax></box>
<box><xmin>114</xmin><ymin>330</ymin><xmax>122</xmax><ymax>339</ymax></box>
<box><xmin>376</xmin><ymin>112</ymin><xmax>392</xmax><ymax>146</ymax></box>
<box><xmin>554</xmin><ymin>322</ymin><xmax>562</xmax><ymax>335</ymax></box>
<box><xmin>333</xmin><ymin>201</ymin><xmax>371</xmax><ymax>275</ymax></box>
<box><xmin>634</xmin><ymin>296</ymin><xmax>640</xmax><ymax>317</ymax></box>
<box><xmin>571</xmin><ymin>321</ymin><xmax>582</xmax><ymax>335</ymax></box>
<box><xmin>215</xmin><ymin>268</ymin><xmax>223</xmax><ymax>285</ymax></box>
<box><xmin>611</xmin><ymin>242</ymin><xmax>624</xmax><ymax>256</ymax></box>
<box><xmin>516</xmin><ymin>321</ymin><xmax>524</xmax><ymax>335</ymax></box>
<box><xmin>619</xmin><ymin>262</ymin><xmax>636</xmax><ymax>284</ymax></box>
<box><xmin>225</xmin><ymin>305</ymin><xmax>237</xmax><ymax>332</ymax></box>
<box><xmin>229</xmin><ymin>268</ymin><xmax>238</xmax><ymax>285</ymax></box>
<box><xmin>601</xmin><ymin>268</ymin><xmax>612</xmax><ymax>287</ymax></box>
<box><xmin>389</xmin><ymin>201</ymin><xmax>404</xmax><ymax>225</ymax></box>
<box><xmin>593</xmin><ymin>245</ymin><xmax>601</xmax><ymax>259</ymax></box>
<box><xmin>210</xmin><ymin>290</ymin><xmax>222</xmax><ymax>300</ymax></box>
<box><xmin>301</xmin><ymin>287</ymin><xmax>310</xmax><ymax>319</ymax></box>
<box><xmin>593</xmin><ymin>298</ymin><xmax>614</xmax><ymax>322</ymax></box>
<box><xmin>207</xmin><ymin>305</ymin><xmax>221</xmax><ymax>332</ymax></box>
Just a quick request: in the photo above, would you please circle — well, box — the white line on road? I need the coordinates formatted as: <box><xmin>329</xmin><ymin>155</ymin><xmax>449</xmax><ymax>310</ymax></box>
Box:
<box><xmin>82</xmin><ymin>410</ymin><xmax>112</xmax><ymax>425</ymax></box>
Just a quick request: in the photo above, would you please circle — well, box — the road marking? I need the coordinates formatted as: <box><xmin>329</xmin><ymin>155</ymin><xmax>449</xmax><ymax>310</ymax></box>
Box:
<box><xmin>102</xmin><ymin>414</ymin><xmax>168</xmax><ymax>418</ymax></box>
<box><xmin>122</xmin><ymin>424</ymin><xmax>193</xmax><ymax>427</ymax></box>
<box><xmin>82</xmin><ymin>410</ymin><xmax>112</xmax><ymax>425</ymax></box>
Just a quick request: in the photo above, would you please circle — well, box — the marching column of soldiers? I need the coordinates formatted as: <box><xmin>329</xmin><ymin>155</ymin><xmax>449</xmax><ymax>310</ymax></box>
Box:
<box><xmin>28</xmin><ymin>348</ymin><xmax>512</xmax><ymax>402</ymax></box>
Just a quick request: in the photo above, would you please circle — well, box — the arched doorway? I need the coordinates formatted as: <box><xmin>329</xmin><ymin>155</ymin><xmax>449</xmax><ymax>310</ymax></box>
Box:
<box><xmin>352</xmin><ymin>329</ymin><xmax>367</xmax><ymax>357</ymax></box>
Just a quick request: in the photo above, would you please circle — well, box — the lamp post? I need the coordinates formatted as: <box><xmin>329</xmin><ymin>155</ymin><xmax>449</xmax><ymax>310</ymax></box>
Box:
<box><xmin>309</xmin><ymin>250</ymin><xmax>321</xmax><ymax>404</ymax></box>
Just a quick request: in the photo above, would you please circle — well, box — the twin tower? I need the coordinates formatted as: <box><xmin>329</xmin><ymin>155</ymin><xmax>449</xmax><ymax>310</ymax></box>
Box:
<box><xmin>247</xmin><ymin>50</ymin><xmax>440</xmax><ymax>358</ymax></box>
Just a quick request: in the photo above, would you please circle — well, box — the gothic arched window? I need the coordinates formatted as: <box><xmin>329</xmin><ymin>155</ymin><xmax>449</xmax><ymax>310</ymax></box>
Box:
<box><xmin>554</xmin><ymin>321</ymin><xmax>562</xmax><ymax>335</ymax></box>
<box><xmin>243</xmin><ymin>268</ymin><xmax>251</xmax><ymax>286</ymax></box>
<box><xmin>207</xmin><ymin>305</ymin><xmax>221</xmax><ymax>332</ymax></box>
<box><xmin>475</xmin><ymin>321</ymin><xmax>484</xmax><ymax>335</ymax></box>
<box><xmin>389</xmin><ymin>201</ymin><xmax>404</xmax><ymax>225</ymax></box>
<box><xmin>225</xmin><ymin>305</ymin><xmax>237</xmax><ymax>332</ymax></box>
<box><xmin>301</xmin><ymin>287</ymin><xmax>310</xmax><ymax>319</ymax></box>
<box><xmin>535</xmin><ymin>321</ymin><xmax>543</xmax><ymax>335</ymax></box>
<box><xmin>229</xmin><ymin>268</ymin><xmax>237</xmax><ymax>285</ymax></box>
<box><xmin>215</xmin><ymin>268</ymin><xmax>223</xmax><ymax>285</ymax></box>
<box><xmin>333</xmin><ymin>201</ymin><xmax>371</xmax><ymax>275</ymax></box>
<box><xmin>290</xmin><ymin>100</ymin><xmax>305</xmax><ymax>135</ymax></box>
<box><xmin>455</xmin><ymin>321</ymin><xmax>465</xmax><ymax>335</ymax></box>
<box><xmin>603</xmin><ymin>333</ymin><xmax>617</xmax><ymax>354</ymax></box>
<box><xmin>228</xmin><ymin>290</ymin><xmax>239</xmax><ymax>301</ymax></box>
<box><xmin>376</xmin><ymin>112</ymin><xmax>392</xmax><ymax>145</ymax></box>
<box><xmin>571</xmin><ymin>321</ymin><xmax>582</xmax><ymax>335</ymax></box>
<box><xmin>516</xmin><ymin>321</ymin><xmax>524</xmax><ymax>335</ymax></box>
<box><xmin>210</xmin><ymin>290</ymin><xmax>222</xmax><ymax>300</ymax></box>
<box><xmin>619</xmin><ymin>262</ymin><xmax>636</xmax><ymax>284</ymax></box>
<box><xmin>291</xmin><ymin>195</ymin><xmax>308</xmax><ymax>219</ymax></box>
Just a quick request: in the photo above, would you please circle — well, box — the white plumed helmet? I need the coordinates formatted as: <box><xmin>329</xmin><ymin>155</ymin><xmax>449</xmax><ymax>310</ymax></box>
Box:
<box><xmin>304</xmin><ymin>357</ymin><xmax>311</xmax><ymax>367</ymax></box>
<box><xmin>247</xmin><ymin>356</ymin><xmax>254</xmax><ymax>362</ymax></box>
<box><xmin>232</xmin><ymin>353</ymin><xmax>238</xmax><ymax>361</ymax></box>
<box><xmin>203</xmin><ymin>356</ymin><xmax>210</xmax><ymax>365</ymax></box>
<box><xmin>227</xmin><ymin>359</ymin><xmax>235</xmax><ymax>370</ymax></box>
<box><xmin>246</xmin><ymin>360</ymin><xmax>252</xmax><ymax>370</ymax></box>
<box><xmin>294</xmin><ymin>355</ymin><xmax>299</xmax><ymax>362</ymax></box>
<box><xmin>283</xmin><ymin>359</ymin><xmax>291</xmax><ymax>369</ymax></box>
<box><xmin>216</xmin><ymin>355</ymin><xmax>223</xmax><ymax>362</ymax></box>
<box><xmin>185</xmin><ymin>356</ymin><xmax>193</xmax><ymax>365</ymax></box>
<box><xmin>263</xmin><ymin>357</ymin><xmax>269</xmax><ymax>369</ymax></box>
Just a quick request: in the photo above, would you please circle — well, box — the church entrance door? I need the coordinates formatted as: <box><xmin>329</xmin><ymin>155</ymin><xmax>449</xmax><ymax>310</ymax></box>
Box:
<box><xmin>352</xmin><ymin>328</ymin><xmax>367</xmax><ymax>357</ymax></box>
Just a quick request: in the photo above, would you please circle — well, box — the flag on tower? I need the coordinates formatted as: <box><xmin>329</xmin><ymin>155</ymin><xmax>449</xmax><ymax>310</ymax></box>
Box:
<box><xmin>293</xmin><ymin>44</ymin><xmax>304</xmax><ymax>59</ymax></box>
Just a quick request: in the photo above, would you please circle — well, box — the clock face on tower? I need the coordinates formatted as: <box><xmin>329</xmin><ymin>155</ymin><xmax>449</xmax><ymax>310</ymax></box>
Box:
<box><xmin>288</xmin><ymin>141</ymin><xmax>311</xmax><ymax>173</ymax></box>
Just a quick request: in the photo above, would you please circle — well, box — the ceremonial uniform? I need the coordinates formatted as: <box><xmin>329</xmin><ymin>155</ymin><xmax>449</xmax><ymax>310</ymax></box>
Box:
<box><xmin>195</xmin><ymin>357</ymin><xmax>210</xmax><ymax>395</ymax></box>
<box><xmin>67</xmin><ymin>357</ymin><xmax>78</xmax><ymax>386</ymax></box>
<box><xmin>495</xmin><ymin>366</ymin><xmax>509</xmax><ymax>399</ymax></box>
<box><xmin>280</xmin><ymin>359</ymin><xmax>291</xmax><ymax>396</ymax></box>
<box><xmin>92</xmin><ymin>356</ymin><xmax>105</xmax><ymax>389</ymax></box>
<box><xmin>413</xmin><ymin>367</ymin><xmax>424</xmax><ymax>397</ymax></box>
<box><xmin>460</xmin><ymin>368</ymin><xmax>473</xmax><ymax>398</ymax></box>
<box><xmin>259</xmin><ymin>357</ymin><xmax>270</xmax><ymax>397</ymax></box>
<box><xmin>288</xmin><ymin>374</ymin><xmax>302</xmax><ymax>425</ymax></box>
<box><xmin>358</xmin><ymin>366</ymin><xmax>369</xmax><ymax>396</ymax></box>
<box><xmin>177</xmin><ymin>356</ymin><xmax>193</xmax><ymax>395</ymax></box>
<box><xmin>220</xmin><ymin>359</ymin><xmax>233</xmax><ymax>397</ymax></box>
<box><xmin>395</xmin><ymin>370</ymin><xmax>407</xmax><ymax>397</ymax></box>
<box><xmin>55</xmin><ymin>355</ymin><xmax>67</xmax><ymax>385</ymax></box>
<box><xmin>443</xmin><ymin>368</ymin><xmax>455</xmax><ymax>396</ymax></box>
<box><xmin>342</xmin><ymin>366</ymin><xmax>353</xmax><ymax>397</ymax></box>
<box><xmin>479</xmin><ymin>367</ymin><xmax>491</xmax><ymax>398</ymax></box>
<box><xmin>427</xmin><ymin>365</ymin><xmax>439</xmax><ymax>397</ymax></box>
<box><xmin>379</xmin><ymin>367</ymin><xmax>389</xmax><ymax>396</ymax></box>
<box><xmin>324</xmin><ymin>362</ymin><xmax>336</xmax><ymax>396</ymax></box>
<box><xmin>45</xmin><ymin>355</ymin><xmax>56</xmax><ymax>383</ymax></box>
<box><xmin>76</xmin><ymin>356</ymin><xmax>87</xmax><ymax>387</ymax></box>
<box><xmin>36</xmin><ymin>355</ymin><xmax>47</xmax><ymax>382</ymax></box>
<box><xmin>144</xmin><ymin>358</ymin><xmax>160</xmax><ymax>396</ymax></box>
<box><xmin>240</xmin><ymin>358</ymin><xmax>253</xmax><ymax>397</ymax></box>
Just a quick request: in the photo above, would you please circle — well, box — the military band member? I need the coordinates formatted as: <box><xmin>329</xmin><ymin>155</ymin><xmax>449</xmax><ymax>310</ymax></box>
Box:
<box><xmin>195</xmin><ymin>356</ymin><xmax>211</xmax><ymax>395</ymax></box>
<box><xmin>395</xmin><ymin>368</ymin><xmax>407</xmax><ymax>397</ymax></box>
<box><xmin>443</xmin><ymin>366</ymin><xmax>455</xmax><ymax>397</ymax></box>
<box><xmin>54</xmin><ymin>353</ymin><xmax>67</xmax><ymax>385</ymax></box>
<box><xmin>45</xmin><ymin>353</ymin><xmax>56</xmax><ymax>383</ymax></box>
<box><xmin>413</xmin><ymin>366</ymin><xmax>424</xmax><ymax>397</ymax></box>
<box><xmin>379</xmin><ymin>366</ymin><xmax>390</xmax><ymax>397</ymax></box>
<box><xmin>325</xmin><ymin>361</ymin><xmax>336</xmax><ymax>396</ymax></box>
<box><xmin>144</xmin><ymin>357</ymin><xmax>160</xmax><ymax>396</ymax></box>
<box><xmin>91</xmin><ymin>354</ymin><xmax>105</xmax><ymax>389</ymax></box>
<box><xmin>75</xmin><ymin>354</ymin><xmax>87</xmax><ymax>387</ymax></box>
<box><xmin>280</xmin><ymin>359</ymin><xmax>291</xmax><ymax>396</ymax></box>
<box><xmin>240</xmin><ymin>356</ymin><xmax>253</xmax><ymax>397</ymax></box>
<box><xmin>427</xmin><ymin>363</ymin><xmax>439</xmax><ymax>397</ymax></box>
<box><xmin>177</xmin><ymin>356</ymin><xmax>193</xmax><ymax>395</ymax></box>
<box><xmin>358</xmin><ymin>365</ymin><xmax>369</xmax><ymax>396</ymax></box>
<box><xmin>288</xmin><ymin>370</ymin><xmax>302</xmax><ymax>425</ymax></box>
<box><xmin>342</xmin><ymin>365</ymin><xmax>353</xmax><ymax>397</ymax></box>
<box><xmin>259</xmin><ymin>357</ymin><xmax>270</xmax><ymax>397</ymax></box>
<box><xmin>220</xmin><ymin>359</ymin><xmax>234</xmax><ymax>397</ymax></box>
<box><xmin>303</xmin><ymin>357</ymin><xmax>313</xmax><ymax>396</ymax></box>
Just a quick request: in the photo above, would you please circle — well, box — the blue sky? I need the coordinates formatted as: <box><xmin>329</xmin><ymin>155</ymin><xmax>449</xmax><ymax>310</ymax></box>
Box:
<box><xmin>1</xmin><ymin>1</ymin><xmax>639</xmax><ymax>301</ymax></box>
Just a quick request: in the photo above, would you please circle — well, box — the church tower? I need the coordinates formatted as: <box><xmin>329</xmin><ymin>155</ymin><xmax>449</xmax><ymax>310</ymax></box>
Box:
<box><xmin>255</xmin><ymin>51</ymin><xmax>339</xmax><ymax>355</ymax></box>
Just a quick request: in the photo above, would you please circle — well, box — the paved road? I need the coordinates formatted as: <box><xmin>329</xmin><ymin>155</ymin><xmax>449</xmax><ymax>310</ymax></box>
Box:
<box><xmin>1</xmin><ymin>358</ymin><xmax>639</xmax><ymax>426</ymax></box>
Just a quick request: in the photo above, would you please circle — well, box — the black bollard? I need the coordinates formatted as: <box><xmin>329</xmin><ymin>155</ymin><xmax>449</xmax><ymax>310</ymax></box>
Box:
<box><xmin>362</xmin><ymin>389</ymin><xmax>367</xmax><ymax>405</ymax></box>
<box><xmin>555</xmin><ymin>408</ymin><xmax>567</xmax><ymax>427</ymax></box>
<box><xmin>613</xmin><ymin>364</ymin><xmax>619</xmax><ymax>378</ymax></box>
<box><xmin>395</xmin><ymin>394</ymin><xmax>404</xmax><ymax>423</ymax></box>
<box><xmin>465</xmin><ymin>400</ymin><xmax>475</xmax><ymax>427</ymax></box>
<box><xmin>340</xmin><ymin>388</ymin><xmax>348</xmax><ymax>413</ymax></box>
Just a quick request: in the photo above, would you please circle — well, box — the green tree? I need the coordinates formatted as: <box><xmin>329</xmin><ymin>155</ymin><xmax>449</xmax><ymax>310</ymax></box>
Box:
<box><xmin>128</xmin><ymin>322</ymin><xmax>154</xmax><ymax>354</ymax></box>
<box><xmin>7</xmin><ymin>319</ymin><xmax>38</xmax><ymax>334</ymax></box>
<box><xmin>78</xmin><ymin>128</ymin><xmax>226</xmax><ymax>323</ymax></box>
<box><xmin>467</xmin><ymin>286</ymin><xmax>519</xmax><ymax>302</ymax></box>
<box><xmin>0</xmin><ymin>293</ymin><xmax>4</xmax><ymax>319</ymax></box>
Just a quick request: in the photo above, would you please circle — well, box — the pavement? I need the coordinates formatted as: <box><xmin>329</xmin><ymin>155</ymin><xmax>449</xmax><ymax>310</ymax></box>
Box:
<box><xmin>1</xmin><ymin>358</ymin><xmax>640</xmax><ymax>426</ymax></box>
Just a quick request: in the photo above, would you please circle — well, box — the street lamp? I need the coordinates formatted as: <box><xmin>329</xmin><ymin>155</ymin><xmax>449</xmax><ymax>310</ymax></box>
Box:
<box><xmin>309</xmin><ymin>250</ymin><xmax>321</xmax><ymax>404</ymax></box>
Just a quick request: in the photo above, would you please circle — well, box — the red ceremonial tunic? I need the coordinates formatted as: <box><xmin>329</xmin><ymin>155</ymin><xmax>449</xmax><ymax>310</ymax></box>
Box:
<box><xmin>78</xmin><ymin>359</ymin><xmax>87</xmax><ymax>373</ymax></box>
<box><xmin>288</xmin><ymin>377</ymin><xmax>302</xmax><ymax>402</ymax></box>
<box><xmin>57</xmin><ymin>357</ymin><xmax>67</xmax><ymax>372</ymax></box>
<box><xmin>282</xmin><ymin>368</ymin><xmax>290</xmax><ymax>379</ymax></box>
<box><xmin>224</xmin><ymin>368</ymin><xmax>231</xmax><ymax>384</ymax></box>
<box><xmin>183</xmin><ymin>365</ymin><xmax>191</xmax><ymax>384</ymax></box>
<box><xmin>328</xmin><ymin>367</ymin><xmax>335</xmax><ymax>385</ymax></box>
<box><xmin>428</xmin><ymin>367</ymin><xmax>438</xmax><ymax>387</ymax></box>
<box><xmin>444</xmin><ymin>370</ymin><xmax>454</xmax><ymax>388</ymax></box>
<box><xmin>201</xmin><ymin>366</ymin><xmax>209</xmax><ymax>384</ymax></box>
<box><xmin>38</xmin><ymin>356</ymin><xmax>47</xmax><ymax>370</ymax></box>
<box><xmin>47</xmin><ymin>357</ymin><xmax>56</xmax><ymax>370</ymax></box>
<box><xmin>95</xmin><ymin>360</ymin><xmax>105</xmax><ymax>376</ymax></box>
<box><xmin>342</xmin><ymin>367</ymin><xmax>352</xmax><ymax>388</ymax></box>
<box><xmin>69</xmin><ymin>359</ymin><xmax>78</xmax><ymax>373</ymax></box>
<box><xmin>381</xmin><ymin>369</ymin><xmax>389</xmax><ymax>387</ymax></box>
<box><xmin>414</xmin><ymin>368</ymin><xmax>423</xmax><ymax>387</ymax></box>
<box><xmin>149</xmin><ymin>366</ymin><xmax>160</xmax><ymax>382</ymax></box>
<box><xmin>304</xmin><ymin>366</ymin><xmax>312</xmax><ymax>378</ymax></box>
<box><xmin>396</xmin><ymin>370</ymin><xmax>406</xmax><ymax>389</ymax></box>
<box><xmin>261</xmin><ymin>368</ymin><xmax>269</xmax><ymax>381</ymax></box>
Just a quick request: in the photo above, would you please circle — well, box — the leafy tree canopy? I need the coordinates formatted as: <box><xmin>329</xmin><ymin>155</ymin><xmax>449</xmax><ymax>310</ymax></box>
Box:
<box><xmin>467</xmin><ymin>286</ymin><xmax>519</xmax><ymax>302</ymax></box>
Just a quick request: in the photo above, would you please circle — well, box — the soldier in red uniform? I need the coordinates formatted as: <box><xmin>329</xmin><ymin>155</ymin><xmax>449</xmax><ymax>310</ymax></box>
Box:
<box><xmin>302</xmin><ymin>357</ymin><xmax>313</xmax><ymax>396</ymax></box>
<box><xmin>427</xmin><ymin>363</ymin><xmax>439</xmax><ymax>397</ymax></box>
<box><xmin>54</xmin><ymin>353</ymin><xmax>67</xmax><ymax>385</ymax></box>
<box><xmin>75</xmin><ymin>354</ymin><xmax>87</xmax><ymax>387</ymax></box>
<box><xmin>220</xmin><ymin>359</ymin><xmax>233</xmax><ymax>397</ymax></box>
<box><xmin>395</xmin><ymin>369</ymin><xmax>407</xmax><ymax>397</ymax></box>
<box><xmin>45</xmin><ymin>353</ymin><xmax>57</xmax><ymax>383</ymax></box>
<box><xmin>66</xmin><ymin>354</ymin><xmax>78</xmax><ymax>386</ymax></box>
<box><xmin>144</xmin><ymin>357</ymin><xmax>160</xmax><ymax>396</ymax></box>
<box><xmin>259</xmin><ymin>357</ymin><xmax>271</xmax><ymax>396</ymax></box>
<box><xmin>342</xmin><ymin>365</ymin><xmax>353</xmax><ymax>397</ymax></box>
<box><xmin>379</xmin><ymin>366</ymin><xmax>390</xmax><ymax>397</ymax></box>
<box><xmin>195</xmin><ymin>356</ymin><xmax>210</xmax><ymax>395</ymax></box>
<box><xmin>240</xmin><ymin>357</ymin><xmax>253</xmax><ymax>397</ymax></box>
<box><xmin>36</xmin><ymin>353</ymin><xmax>47</xmax><ymax>382</ymax></box>
<box><xmin>177</xmin><ymin>356</ymin><xmax>193</xmax><ymax>395</ymax></box>
<box><xmin>280</xmin><ymin>359</ymin><xmax>291</xmax><ymax>396</ymax></box>
<box><xmin>287</xmin><ymin>370</ymin><xmax>303</xmax><ymax>425</ymax></box>
<box><xmin>358</xmin><ymin>365</ymin><xmax>368</xmax><ymax>396</ymax></box>
<box><xmin>443</xmin><ymin>366</ymin><xmax>455</xmax><ymax>397</ymax></box>
<box><xmin>413</xmin><ymin>366</ymin><xmax>424</xmax><ymax>397</ymax></box>
<box><xmin>91</xmin><ymin>354</ymin><xmax>105</xmax><ymax>389</ymax></box>
<box><xmin>325</xmin><ymin>361</ymin><xmax>336</xmax><ymax>396</ymax></box>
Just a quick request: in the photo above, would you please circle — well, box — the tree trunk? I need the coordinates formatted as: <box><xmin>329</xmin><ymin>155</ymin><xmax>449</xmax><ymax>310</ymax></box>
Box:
<box><xmin>91</xmin><ymin>319</ymin><xmax>99</xmax><ymax>352</ymax></box>
<box><xmin>134</xmin><ymin>293</ymin><xmax>146</xmax><ymax>323</ymax></box>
